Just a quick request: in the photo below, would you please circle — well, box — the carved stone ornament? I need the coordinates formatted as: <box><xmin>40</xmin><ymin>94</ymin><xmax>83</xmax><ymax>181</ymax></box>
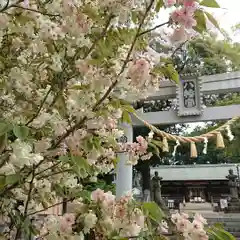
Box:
<box><xmin>176</xmin><ymin>73</ymin><xmax>204</xmax><ymax>116</ymax></box>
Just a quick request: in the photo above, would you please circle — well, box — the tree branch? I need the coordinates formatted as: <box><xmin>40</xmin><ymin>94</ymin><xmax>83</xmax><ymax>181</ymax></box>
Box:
<box><xmin>92</xmin><ymin>0</ymin><xmax>156</xmax><ymax>111</ymax></box>
<box><xmin>0</xmin><ymin>159</ymin><xmax>46</xmax><ymax>197</ymax></box>
<box><xmin>35</xmin><ymin>161</ymin><xmax>62</xmax><ymax>177</ymax></box>
<box><xmin>23</xmin><ymin>168</ymin><xmax>35</xmax><ymax>216</ymax></box>
<box><xmin>137</xmin><ymin>21</ymin><xmax>169</xmax><ymax>37</ymax></box>
<box><xmin>14</xmin><ymin>167</ymin><xmax>36</xmax><ymax>240</ymax></box>
<box><xmin>51</xmin><ymin>15</ymin><xmax>114</xmax><ymax>149</ymax></box>
<box><xmin>83</xmin><ymin>14</ymin><xmax>114</xmax><ymax>59</ymax></box>
<box><xmin>10</xmin><ymin>4</ymin><xmax>60</xmax><ymax>17</ymax></box>
<box><xmin>26</xmin><ymin>86</ymin><xmax>53</xmax><ymax>126</ymax></box>
<box><xmin>27</xmin><ymin>198</ymin><xmax>73</xmax><ymax>216</ymax></box>
<box><xmin>37</xmin><ymin>169</ymin><xmax>70</xmax><ymax>180</ymax></box>
<box><xmin>51</xmin><ymin>2</ymin><xmax>169</xmax><ymax>149</ymax></box>
<box><xmin>171</xmin><ymin>40</ymin><xmax>188</xmax><ymax>58</ymax></box>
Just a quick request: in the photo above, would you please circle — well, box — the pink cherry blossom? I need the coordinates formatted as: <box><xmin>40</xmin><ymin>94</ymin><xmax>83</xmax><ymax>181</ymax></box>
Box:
<box><xmin>128</xmin><ymin>59</ymin><xmax>151</xmax><ymax>87</ymax></box>
<box><xmin>126</xmin><ymin>223</ymin><xmax>141</xmax><ymax>236</ymax></box>
<box><xmin>119</xmin><ymin>135</ymin><xmax>150</xmax><ymax>164</ymax></box>
<box><xmin>91</xmin><ymin>188</ymin><xmax>106</xmax><ymax>202</ymax></box>
<box><xmin>176</xmin><ymin>218</ymin><xmax>191</xmax><ymax>232</ymax></box>
<box><xmin>76</xmin><ymin>14</ymin><xmax>90</xmax><ymax>33</ymax></box>
<box><xmin>104</xmin><ymin>191</ymin><xmax>116</xmax><ymax>204</ymax></box>
<box><xmin>164</xmin><ymin>0</ymin><xmax>176</xmax><ymax>7</ymax></box>
<box><xmin>170</xmin><ymin>27</ymin><xmax>189</xmax><ymax>43</ymax></box>
<box><xmin>184</xmin><ymin>15</ymin><xmax>197</xmax><ymax>29</ymax></box>
<box><xmin>135</xmin><ymin>215</ymin><xmax>145</xmax><ymax>228</ymax></box>
<box><xmin>106</xmin><ymin>117</ymin><xmax>117</xmax><ymax>129</ymax></box>
<box><xmin>194</xmin><ymin>213</ymin><xmax>207</xmax><ymax>225</ymax></box>
<box><xmin>24</xmin><ymin>0</ymin><xmax>29</xmax><ymax>7</ymax></box>
<box><xmin>192</xmin><ymin>219</ymin><xmax>204</xmax><ymax>230</ymax></box>
<box><xmin>171</xmin><ymin>5</ymin><xmax>197</xmax><ymax>29</ymax></box>
<box><xmin>116</xmin><ymin>204</ymin><xmax>127</xmax><ymax>218</ymax></box>
<box><xmin>197</xmin><ymin>230</ymin><xmax>209</xmax><ymax>240</ymax></box>
<box><xmin>136</xmin><ymin>136</ymin><xmax>148</xmax><ymax>152</ymax></box>
<box><xmin>181</xmin><ymin>212</ymin><xmax>189</xmax><ymax>219</ymax></box>
<box><xmin>75</xmin><ymin>60</ymin><xmax>89</xmax><ymax>74</ymax></box>
<box><xmin>158</xmin><ymin>220</ymin><xmax>169</xmax><ymax>233</ymax></box>
<box><xmin>184</xmin><ymin>0</ymin><xmax>198</xmax><ymax>8</ymax></box>
<box><xmin>60</xmin><ymin>213</ymin><xmax>75</xmax><ymax>233</ymax></box>
<box><xmin>171</xmin><ymin>8</ymin><xmax>185</xmax><ymax>24</ymax></box>
<box><xmin>171</xmin><ymin>212</ymin><xmax>181</xmax><ymax>223</ymax></box>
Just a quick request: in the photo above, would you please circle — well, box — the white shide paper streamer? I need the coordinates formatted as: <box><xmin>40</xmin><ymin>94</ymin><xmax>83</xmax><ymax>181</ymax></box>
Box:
<box><xmin>172</xmin><ymin>140</ymin><xmax>180</xmax><ymax>157</ymax></box>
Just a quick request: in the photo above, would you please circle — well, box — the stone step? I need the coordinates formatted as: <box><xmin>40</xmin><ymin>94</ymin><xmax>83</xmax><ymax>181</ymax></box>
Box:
<box><xmin>182</xmin><ymin>202</ymin><xmax>213</xmax><ymax>211</ymax></box>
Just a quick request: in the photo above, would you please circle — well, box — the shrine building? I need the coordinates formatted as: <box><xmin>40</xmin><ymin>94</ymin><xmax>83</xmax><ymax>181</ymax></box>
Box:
<box><xmin>150</xmin><ymin>164</ymin><xmax>239</xmax><ymax>203</ymax></box>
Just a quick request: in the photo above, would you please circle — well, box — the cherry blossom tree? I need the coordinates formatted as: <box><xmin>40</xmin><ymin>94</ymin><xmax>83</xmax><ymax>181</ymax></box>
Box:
<box><xmin>0</xmin><ymin>0</ymin><xmax>234</xmax><ymax>239</ymax></box>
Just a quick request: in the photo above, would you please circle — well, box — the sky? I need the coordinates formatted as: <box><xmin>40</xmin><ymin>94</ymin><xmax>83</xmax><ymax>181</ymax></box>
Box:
<box><xmin>209</xmin><ymin>0</ymin><xmax>240</xmax><ymax>41</ymax></box>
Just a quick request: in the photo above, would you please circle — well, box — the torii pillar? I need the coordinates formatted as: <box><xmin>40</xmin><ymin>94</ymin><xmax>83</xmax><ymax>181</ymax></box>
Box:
<box><xmin>116</xmin><ymin>123</ymin><xmax>133</xmax><ymax>199</ymax></box>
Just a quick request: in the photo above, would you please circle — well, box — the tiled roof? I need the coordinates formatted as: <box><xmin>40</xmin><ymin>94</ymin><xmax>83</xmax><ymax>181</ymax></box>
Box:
<box><xmin>150</xmin><ymin>164</ymin><xmax>239</xmax><ymax>181</ymax></box>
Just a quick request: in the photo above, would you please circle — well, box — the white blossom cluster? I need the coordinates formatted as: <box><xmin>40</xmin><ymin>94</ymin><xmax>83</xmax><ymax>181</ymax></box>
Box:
<box><xmin>0</xmin><ymin>0</ymin><xmax>224</xmax><ymax>239</ymax></box>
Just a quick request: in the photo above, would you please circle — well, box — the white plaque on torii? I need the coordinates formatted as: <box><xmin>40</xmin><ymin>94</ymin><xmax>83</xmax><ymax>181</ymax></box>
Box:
<box><xmin>176</xmin><ymin>73</ymin><xmax>204</xmax><ymax>117</ymax></box>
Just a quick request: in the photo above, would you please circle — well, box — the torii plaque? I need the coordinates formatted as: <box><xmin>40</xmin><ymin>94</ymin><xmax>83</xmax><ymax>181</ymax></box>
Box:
<box><xmin>176</xmin><ymin>74</ymin><xmax>204</xmax><ymax>117</ymax></box>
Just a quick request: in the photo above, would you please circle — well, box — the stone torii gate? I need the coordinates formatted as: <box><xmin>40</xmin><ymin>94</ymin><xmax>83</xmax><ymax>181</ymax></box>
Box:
<box><xmin>116</xmin><ymin>71</ymin><xmax>240</xmax><ymax>199</ymax></box>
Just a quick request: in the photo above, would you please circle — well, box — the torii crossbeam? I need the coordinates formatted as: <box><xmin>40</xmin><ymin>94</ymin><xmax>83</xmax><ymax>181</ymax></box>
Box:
<box><xmin>116</xmin><ymin>71</ymin><xmax>240</xmax><ymax>199</ymax></box>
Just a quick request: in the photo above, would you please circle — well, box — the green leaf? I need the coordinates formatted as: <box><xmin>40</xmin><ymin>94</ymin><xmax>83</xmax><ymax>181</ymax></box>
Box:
<box><xmin>131</xmin><ymin>11</ymin><xmax>138</xmax><ymax>24</ymax></box>
<box><xmin>71</xmin><ymin>155</ymin><xmax>90</xmax><ymax>173</ymax></box>
<box><xmin>13</xmin><ymin>125</ymin><xmax>29</xmax><ymax>140</ymax></box>
<box><xmin>0</xmin><ymin>122</ymin><xmax>12</xmax><ymax>136</ymax></box>
<box><xmin>29</xmin><ymin>224</ymin><xmax>40</xmax><ymax>237</ymax></box>
<box><xmin>5</xmin><ymin>174</ymin><xmax>20</xmax><ymax>185</ymax></box>
<box><xmin>200</xmin><ymin>0</ymin><xmax>220</xmax><ymax>8</ymax></box>
<box><xmin>0</xmin><ymin>176</ymin><xmax>6</xmax><ymax>189</ymax></box>
<box><xmin>113</xmin><ymin>238</ymin><xmax>128</xmax><ymax>240</ymax></box>
<box><xmin>78</xmin><ymin>189</ymin><xmax>91</xmax><ymax>202</ymax></box>
<box><xmin>23</xmin><ymin>217</ymin><xmax>32</xmax><ymax>237</ymax></box>
<box><xmin>204</xmin><ymin>11</ymin><xmax>220</xmax><ymax>30</ymax></box>
<box><xmin>122</xmin><ymin>104</ymin><xmax>135</xmax><ymax>113</ymax></box>
<box><xmin>119</xmin><ymin>99</ymin><xmax>131</xmax><ymax>106</ymax></box>
<box><xmin>155</xmin><ymin>236</ymin><xmax>169</xmax><ymax>240</ymax></box>
<box><xmin>111</xmin><ymin>99</ymin><xmax>121</xmax><ymax>109</ymax></box>
<box><xmin>122</xmin><ymin>110</ymin><xmax>131</xmax><ymax>124</ymax></box>
<box><xmin>45</xmin><ymin>233</ymin><xmax>59</xmax><ymax>240</ymax></box>
<box><xmin>86</xmin><ymin>138</ymin><xmax>94</xmax><ymax>151</ymax></box>
<box><xmin>207</xmin><ymin>229</ymin><xmax>225</xmax><ymax>240</ymax></box>
<box><xmin>112</xmin><ymin>156</ymin><xmax>119</xmax><ymax>168</ymax></box>
<box><xmin>212</xmin><ymin>223</ymin><xmax>224</xmax><ymax>229</ymax></box>
<box><xmin>58</xmin><ymin>155</ymin><xmax>69</xmax><ymax>162</ymax></box>
<box><xmin>55</xmin><ymin>93</ymin><xmax>68</xmax><ymax>118</ymax></box>
<box><xmin>92</xmin><ymin>137</ymin><xmax>101</xmax><ymax>150</ymax></box>
<box><xmin>53</xmin><ymin>184</ymin><xmax>66</xmax><ymax>197</ymax></box>
<box><xmin>142</xmin><ymin>202</ymin><xmax>165</xmax><ymax>222</ymax></box>
<box><xmin>0</xmin><ymin>133</ymin><xmax>7</xmax><ymax>153</ymax></box>
<box><xmin>194</xmin><ymin>9</ymin><xmax>207</xmax><ymax>33</ymax></box>
<box><xmin>155</xmin><ymin>0</ymin><xmax>164</xmax><ymax>12</ymax></box>
<box><xmin>161</xmin><ymin>64</ymin><xmax>179</xmax><ymax>84</ymax></box>
<box><xmin>82</xmin><ymin>137</ymin><xmax>94</xmax><ymax>151</ymax></box>
<box><xmin>82</xmin><ymin>5</ymin><xmax>100</xmax><ymax>21</ymax></box>
<box><xmin>210</xmin><ymin>227</ymin><xmax>236</xmax><ymax>240</ymax></box>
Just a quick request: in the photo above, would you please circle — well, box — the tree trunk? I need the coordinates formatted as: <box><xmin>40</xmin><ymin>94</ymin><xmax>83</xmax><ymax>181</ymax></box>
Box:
<box><xmin>137</xmin><ymin>161</ymin><xmax>151</xmax><ymax>194</ymax></box>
